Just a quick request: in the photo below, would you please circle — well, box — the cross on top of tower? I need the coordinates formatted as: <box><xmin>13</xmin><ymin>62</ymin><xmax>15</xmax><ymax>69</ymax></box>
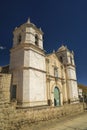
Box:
<box><xmin>27</xmin><ymin>18</ymin><xmax>30</xmax><ymax>24</ymax></box>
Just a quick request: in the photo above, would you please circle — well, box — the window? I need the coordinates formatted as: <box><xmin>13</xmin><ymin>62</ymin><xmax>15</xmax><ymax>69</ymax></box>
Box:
<box><xmin>35</xmin><ymin>34</ymin><xmax>39</xmax><ymax>46</ymax></box>
<box><xmin>11</xmin><ymin>85</ymin><xmax>17</xmax><ymax>100</ymax></box>
<box><xmin>18</xmin><ymin>34</ymin><xmax>22</xmax><ymax>44</ymax></box>
<box><xmin>54</xmin><ymin>67</ymin><xmax>58</xmax><ymax>78</ymax></box>
<box><xmin>60</xmin><ymin>56</ymin><xmax>63</xmax><ymax>63</ymax></box>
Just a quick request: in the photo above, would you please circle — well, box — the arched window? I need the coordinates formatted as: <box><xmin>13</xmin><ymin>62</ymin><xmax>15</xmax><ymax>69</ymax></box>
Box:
<box><xmin>35</xmin><ymin>34</ymin><xmax>39</xmax><ymax>46</ymax></box>
<box><xmin>18</xmin><ymin>34</ymin><xmax>22</xmax><ymax>44</ymax></box>
<box><xmin>60</xmin><ymin>56</ymin><xmax>63</xmax><ymax>63</ymax></box>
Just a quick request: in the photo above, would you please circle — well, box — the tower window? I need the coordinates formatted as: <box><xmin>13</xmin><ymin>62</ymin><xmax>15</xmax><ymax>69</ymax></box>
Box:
<box><xmin>18</xmin><ymin>34</ymin><xmax>22</xmax><ymax>44</ymax></box>
<box><xmin>35</xmin><ymin>34</ymin><xmax>39</xmax><ymax>46</ymax></box>
<box><xmin>60</xmin><ymin>56</ymin><xmax>63</xmax><ymax>63</ymax></box>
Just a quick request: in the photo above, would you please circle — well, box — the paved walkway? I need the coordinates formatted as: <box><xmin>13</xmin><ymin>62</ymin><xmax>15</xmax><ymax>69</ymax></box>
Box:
<box><xmin>25</xmin><ymin>112</ymin><xmax>87</xmax><ymax>130</ymax></box>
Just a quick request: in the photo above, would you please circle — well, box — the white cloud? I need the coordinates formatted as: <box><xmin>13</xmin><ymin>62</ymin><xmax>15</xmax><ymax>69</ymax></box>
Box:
<box><xmin>0</xmin><ymin>46</ymin><xmax>6</xmax><ymax>50</ymax></box>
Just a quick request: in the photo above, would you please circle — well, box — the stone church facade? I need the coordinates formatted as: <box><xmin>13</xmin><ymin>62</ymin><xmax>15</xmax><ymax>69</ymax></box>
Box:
<box><xmin>46</xmin><ymin>47</ymin><xmax>78</xmax><ymax>106</ymax></box>
<box><xmin>1</xmin><ymin>19</ymin><xmax>79</xmax><ymax>107</ymax></box>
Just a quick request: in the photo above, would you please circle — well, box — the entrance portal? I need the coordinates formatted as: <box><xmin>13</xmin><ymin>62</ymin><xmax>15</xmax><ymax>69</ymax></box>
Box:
<box><xmin>54</xmin><ymin>87</ymin><xmax>60</xmax><ymax>106</ymax></box>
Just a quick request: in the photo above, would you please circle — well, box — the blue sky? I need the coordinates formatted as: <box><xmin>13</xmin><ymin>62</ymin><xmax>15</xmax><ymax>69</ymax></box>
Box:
<box><xmin>0</xmin><ymin>0</ymin><xmax>87</xmax><ymax>85</ymax></box>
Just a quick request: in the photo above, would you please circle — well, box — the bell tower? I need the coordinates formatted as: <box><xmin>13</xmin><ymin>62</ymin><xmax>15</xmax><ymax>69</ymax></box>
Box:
<box><xmin>10</xmin><ymin>19</ymin><xmax>47</xmax><ymax>107</ymax></box>
<box><xmin>56</xmin><ymin>45</ymin><xmax>78</xmax><ymax>103</ymax></box>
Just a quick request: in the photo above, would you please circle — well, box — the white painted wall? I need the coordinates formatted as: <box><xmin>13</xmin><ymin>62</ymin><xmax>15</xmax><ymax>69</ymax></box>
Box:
<box><xmin>29</xmin><ymin>50</ymin><xmax>46</xmax><ymax>71</ymax></box>
<box><xmin>29</xmin><ymin>69</ymin><xmax>47</xmax><ymax>102</ymax></box>
<box><xmin>66</xmin><ymin>67</ymin><xmax>77</xmax><ymax>80</ymax></box>
<box><xmin>10</xmin><ymin>49</ymin><xmax>24</xmax><ymax>69</ymax></box>
<box><xmin>67</xmin><ymin>80</ymin><xmax>78</xmax><ymax>100</ymax></box>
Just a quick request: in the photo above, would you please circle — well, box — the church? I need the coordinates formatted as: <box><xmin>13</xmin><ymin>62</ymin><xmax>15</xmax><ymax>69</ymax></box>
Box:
<box><xmin>2</xmin><ymin>19</ymin><xmax>79</xmax><ymax>107</ymax></box>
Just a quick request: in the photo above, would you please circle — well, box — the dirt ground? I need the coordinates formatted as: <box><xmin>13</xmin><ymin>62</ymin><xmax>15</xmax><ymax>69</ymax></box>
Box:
<box><xmin>21</xmin><ymin>111</ymin><xmax>87</xmax><ymax>130</ymax></box>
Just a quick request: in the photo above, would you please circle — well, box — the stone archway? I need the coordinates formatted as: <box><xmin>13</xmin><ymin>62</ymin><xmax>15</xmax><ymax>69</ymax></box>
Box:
<box><xmin>54</xmin><ymin>87</ymin><xmax>60</xmax><ymax>106</ymax></box>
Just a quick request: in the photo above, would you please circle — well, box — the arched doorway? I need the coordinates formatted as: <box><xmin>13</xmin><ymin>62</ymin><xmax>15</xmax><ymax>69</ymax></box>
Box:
<box><xmin>54</xmin><ymin>87</ymin><xmax>60</xmax><ymax>106</ymax></box>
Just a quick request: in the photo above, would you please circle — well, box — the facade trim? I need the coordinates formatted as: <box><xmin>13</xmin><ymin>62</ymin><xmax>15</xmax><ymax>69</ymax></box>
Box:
<box><xmin>23</xmin><ymin>67</ymin><xmax>46</xmax><ymax>73</ymax></box>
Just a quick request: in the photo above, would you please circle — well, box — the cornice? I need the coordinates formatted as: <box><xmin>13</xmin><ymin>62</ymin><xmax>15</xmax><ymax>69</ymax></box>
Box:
<box><xmin>66</xmin><ymin>64</ymin><xmax>76</xmax><ymax>68</ymax></box>
<box><xmin>67</xmin><ymin>79</ymin><xmax>77</xmax><ymax>81</ymax></box>
<box><xmin>14</xmin><ymin>22</ymin><xmax>43</xmax><ymax>35</ymax></box>
<box><xmin>10</xmin><ymin>66</ymin><xmax>46</xmax><ymax>73</ymax></box>
<box><xmin>10</xmin><ymin>43</ymin><xmax>45</xmax><ymax>56</ymax></box>
<box><xmin>46</xmin><ymin>74</ymin><xmax>65</xmax><ymax>80</ymax></box>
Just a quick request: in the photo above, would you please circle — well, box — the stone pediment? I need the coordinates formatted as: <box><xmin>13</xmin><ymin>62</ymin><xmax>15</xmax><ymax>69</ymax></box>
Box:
<box><xmin>46</xmin><ymin>52</ymin><xmax>62</xmax><ymax>66</ymax></box>
<box><xmin>57</xmin><ymin>45</ymin><xmax>68</xmax><ymax>52</ymax></box>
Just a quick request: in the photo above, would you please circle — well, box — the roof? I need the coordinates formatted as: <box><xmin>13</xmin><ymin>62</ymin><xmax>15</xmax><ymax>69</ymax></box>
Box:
<box><xmin>14</xmin><ymin>18</ymin><xmax>43</xmax><ymax>35</ymax></box>
<box><xmin>57</xmin><ymin>45</ymin><xmax>68</xmax><ymax>52</ymax></box>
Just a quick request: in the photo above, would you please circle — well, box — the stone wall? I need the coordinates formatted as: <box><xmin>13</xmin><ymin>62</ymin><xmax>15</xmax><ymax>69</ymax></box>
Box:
<box><xmin>0</xmin><ymin>73</ymin><xmax>11</xmax><ymax>104</ymax></box>
<box><xmin>0</xmin><ymin>73</ymin><xmax>84</xmax><ymax>130</ymax></box>
<box><xmin>0</xmin><ymin>102</ymin><xmax>84</xmax><ymax>130</ymax></box>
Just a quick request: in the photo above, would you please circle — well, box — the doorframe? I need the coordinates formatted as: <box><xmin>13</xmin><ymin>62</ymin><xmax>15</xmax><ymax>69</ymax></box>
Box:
<box><xmin>51</xmin><ymin>83</ymin><xmax>62</xmax><ymax>106</ymax></box>
<box><xmin>54</xmin><ymin>86</ymin><xmax>60</xmax><ymax>106</ymax></box>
